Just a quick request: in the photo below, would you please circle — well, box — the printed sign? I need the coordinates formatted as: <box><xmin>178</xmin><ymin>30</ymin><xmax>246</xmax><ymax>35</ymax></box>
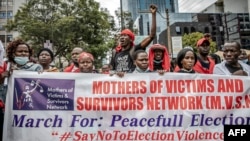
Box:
<box><xmin>3</xmin><ymin>71</ymin><xmax>250</xmax><ymax>141</ymax></box>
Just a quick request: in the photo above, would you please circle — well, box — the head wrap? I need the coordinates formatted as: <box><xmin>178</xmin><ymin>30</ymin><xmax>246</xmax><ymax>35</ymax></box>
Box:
<box><xmin>115</xmin><ymin>29</ymin><xmax>135</xmax><ymax>52</ymax></box>
<box><xmin>121</xmin><ymin>29</ymin><xmax>135</xmax><ymax>42</ymax></box>
<box><xmin>78</xmin><ymin>52</ymin><xmax>94</xmax><ymax>62</ymax></box>
<box><xmin>148</xmin><ymin>44</ymin><xmax>170</xmax><ymax>71</ymax></box>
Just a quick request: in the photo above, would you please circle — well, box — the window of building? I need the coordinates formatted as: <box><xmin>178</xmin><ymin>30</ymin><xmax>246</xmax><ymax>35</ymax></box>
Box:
<box><xmin>0</xmin><ymin>23</ymin><xmax>5</xmax><ymax>30</ymax></box>
<box><xmin>8</xmin><ymin>0</ymin><xmax>13</xmax><ymax>6</ymax></box>
<box><xmin>245</xmin><ymin>24</ymin><xmax>250</xmax><ymax>29</ymax></box>
<box><xmin>204</xmin><ymin>27</ymin><xmax>209</xmax><ymax>33</ymax></box>
<box><xmin>8</xmin><ymin>1</ymin><xmax>13</xmax><ymax>6</ymax></box>
<box><xmin>0</xmin><ymin>11</ymin><xmax>12</xmax><ymax>19</ymax></box>
<box><xmin>1</xmin><ymin>1</ymin><xmax>6</xmax><ymax>6</ymax></box>
<box><xmin>1</xmin><ymin>0</ymin><xmax>13</xmax><ymax>6</ymax></box>
<box><xmin>0</xmin><ymin>12</ymin><xmax>5</xmax><ymax>19</ymax></box>
<box><xmin>7</xmin><ymin>35</ymin><xmax>12</xmax><ymax>42</ymax></box>
<box><xmin>175</xmin><ymin>26</ymin><xmax>181</xmax><ymax>35</ymax></box>
<box><xmin>240</xmin><ymin>24</ymin><xmax>244</xmax><ymax>29</ymax></box>
<box><xmin>191</xmin><ymin>27</ymin><xmax>196</xmax><ymax>33</ymax></box>
<box><xmin>184</xmin><ymin>27</ymin><xmax>189</xmax><ymax>34</ymax></box>
<box><xmin>0</xmin><ymin>35</ymin><xmax>12</xmax><ymax>42</ymax></box>
<box><xmin>245</xmin><ymin>16</ymin><xmax>249</xmax><ymax>22</ymax></box>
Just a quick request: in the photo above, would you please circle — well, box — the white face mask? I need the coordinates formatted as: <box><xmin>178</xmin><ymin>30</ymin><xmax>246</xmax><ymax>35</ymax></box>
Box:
<box><xmin>14</xmin><ymin>57</ymin><xmax>29</xmax><ymax>65</ymax></box>
<box><xmin>241</xmin><ymin>59</ymin><xmax>248</xmax><ymax>63</ymax></box>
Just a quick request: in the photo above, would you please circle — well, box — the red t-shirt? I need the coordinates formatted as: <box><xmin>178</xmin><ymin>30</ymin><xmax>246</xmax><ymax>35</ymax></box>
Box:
<box><xmin>0</xmin><ymin>62</ymin><xmax>7</xmax><ymax>109</ymax></box>
<box><xmin>63</xmin><ymin>63</ymin><xmax>80</xmax><ymax>72</ymax></box>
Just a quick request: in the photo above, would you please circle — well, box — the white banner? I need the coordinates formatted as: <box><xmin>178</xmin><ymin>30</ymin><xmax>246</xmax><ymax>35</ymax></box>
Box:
<box><xmin>3</xmin><ymin>71</ymin><xmax>250</xmax><ymax>141</ymax></box>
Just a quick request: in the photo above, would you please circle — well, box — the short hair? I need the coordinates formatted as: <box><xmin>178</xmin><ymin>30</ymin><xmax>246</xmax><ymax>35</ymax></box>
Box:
<box><xmin>37</xmin><ymin>48</ymin><xmax>54</xmax><ymax>61</ymax></box>
<box><xmin>204</xmin><ymin>33</ymin><xmax>211</xmax><ymax>38</ymax></box>
<box><xmin>176</xmin><ymin>48</ymin><xmax>197</xmax><ymax>69</ymax></box>
<box><xmin>102</xmin><ymin>64</ymin><xmax>110</xmax><ymax>69</ymax></box>
<box><xmin>224</xmin><ymin>40</ymin><xmax>241</xmax><ymax>50</ymax></box>
<box><xmin>132</xmin><ymin>49</ymin><xmax>147</xmax><ymax>60</ymax></box>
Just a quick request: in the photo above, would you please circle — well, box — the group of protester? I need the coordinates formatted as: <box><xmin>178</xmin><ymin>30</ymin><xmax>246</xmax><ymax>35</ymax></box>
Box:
<box><xmin>1</xmin><ymin>4</ymin><xmax>250</xmax><ymax>140</ymax></box>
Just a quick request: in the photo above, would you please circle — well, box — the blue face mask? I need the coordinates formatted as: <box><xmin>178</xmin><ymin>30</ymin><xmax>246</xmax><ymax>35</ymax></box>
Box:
<box><xmin>14</xmin><ymin>57</ymin><xmax>29</xmax><ymax>65</ymax></box>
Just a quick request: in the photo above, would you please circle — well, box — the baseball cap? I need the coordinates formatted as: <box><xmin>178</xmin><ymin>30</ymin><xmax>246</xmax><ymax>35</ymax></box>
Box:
<box><xmin>196</xmin><ymin>38</ymin><xmax>210</xmax><ymax>47</ymax></box>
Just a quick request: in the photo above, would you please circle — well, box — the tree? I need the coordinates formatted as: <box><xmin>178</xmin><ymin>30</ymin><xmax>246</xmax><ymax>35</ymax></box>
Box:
<box><xmin>182</xmin><ymin>32</ymin><xmax>216</xmax><ymax>53</ymax></box>
<box><xmin>115</xmin><ymin>9</ymin><xmax>138</xmax><ymax>34</ymax></box>
<box><xmin>5</xmin><ymin>0</ymin><xmax>115</xmax><ymax>68</ymax></box>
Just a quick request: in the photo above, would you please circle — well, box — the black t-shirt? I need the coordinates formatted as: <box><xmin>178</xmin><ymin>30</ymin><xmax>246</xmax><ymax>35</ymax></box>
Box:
<box><xmin>112</xmin><ymin>44</ymin><xmax>143</xmax><ymax>72</ymax></box>
<box><xmin>198</xmin><ymin>57</ymin><xmax>210</xmax><ymax>69</ymax></box>
<box><xmin>153</xmin><ymin>61</ymin><xmax>163</xmax><ymax>71</ymax></box>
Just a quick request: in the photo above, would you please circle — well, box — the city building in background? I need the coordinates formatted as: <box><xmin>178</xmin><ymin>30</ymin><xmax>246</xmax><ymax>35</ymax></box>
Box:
<box><xmin>222</xmin><ymin>13</ymin><xmax>250</xmax><ymax>49</ymax></box>
<box><xmin>121</xmin><ymin>0</ymin><xmax>178</xmax><ymax>36</ymax></box>
<box><xmin>184</xmin><ymin>0</ymin><xmax>250</xmax><ymax>50</ymax></box>
<box><xmin>2</xmin><ymin>0</ymin><xmax>250</xmax><ymax>58</ymax></box>
<box><xmin>0</xmin><ymin>0</ymin><xmax>28</xmax><ymax>48</ymax></box>
<box><xmin>120</xmin><ymin>0</ymin><xmax>250</xmax><ymax>57</ymax></box>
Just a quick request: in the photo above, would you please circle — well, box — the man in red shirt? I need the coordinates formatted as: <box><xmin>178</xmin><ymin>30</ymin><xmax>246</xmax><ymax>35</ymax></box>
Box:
<box><xmin>193</xmin><ymin>37</ymin><xmax>215</xmax><ymax>74</ymax></box>
<box><xmin>64</xmin><ymin>47</ymin><xmax>83</xmax><ymax>72</ymax></box>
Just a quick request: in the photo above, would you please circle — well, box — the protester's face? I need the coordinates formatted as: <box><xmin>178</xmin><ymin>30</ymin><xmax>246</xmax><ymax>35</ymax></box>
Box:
<box><xmin>239</xmin><ymin>50</ymin><xmax>247</xmax><ymax>60</ymax></box>
<box><xmin>119</xmin><ymin>34</ymin><xmax>130</xmax><ymax>47</ymax></box>
<box><xmin>134</xmin><ymin>52</ymin><xmax>148</xmax><ymax>71</ymax></box>
<box><xmin>154</xmin><ymin>49</ymin><xmax>163</xmax><ymax>61</ymax></box>
<box><xmin>102</xmin><ymin>65</ymin><xmax>110</xmax><ymax>74</ymax></box>
<box><xmin>38</xmin><ymin>51</ymin><xmax>52</xmax><ymax>65</ymax></box>
<box><xmin>198</xmin><ymin>42</ymin><xmax>210</xmax><ymax>56</ymax></box>
<box><xmin>78</xmin><ymin>57</ymin><xmax>93</xmax><ymax>73</ymax></box>
<box><xmin>71</xmin><ymin>48</ymin><xmax>82</xmax><ymax>63</ymax></box>
<box><xmin>181</xmin><ymin>51</ymin><xmax>195</xmax><ymax>70</ymax></box>
<box><xmin>223</xmin><ymin>43</ymin><xmax>240</xmax><ymax>64</ymax></box>
<box><xmin>14</xmin><ymin>44</ymin><xmax>30</xmax><ymax>57</ymax></box>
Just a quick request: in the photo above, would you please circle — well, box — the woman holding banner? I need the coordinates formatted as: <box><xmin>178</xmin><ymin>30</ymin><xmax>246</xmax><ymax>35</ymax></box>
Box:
<box><xmin>0</xmin><ymin>39</ymin><xmax>43</xmax><ymax>140</ymax></box>
<box><xmin>78</xmin><ymin>51</ymin><xmax>96</xmax><ymax>73</ymax></box>
<box><xmin>148</xmin><ymin>44</ymin><xmax>170</xmax><ymax>72</ymax></box>
<box><xmin>176</xmin><ymin>47</ymin><xmax>198</xmax><ymax>73</ymax></box>
<box><xmin>37</xmin><ymin>48</ymin><xmax>59</xmax><ymax>72</ymax></box>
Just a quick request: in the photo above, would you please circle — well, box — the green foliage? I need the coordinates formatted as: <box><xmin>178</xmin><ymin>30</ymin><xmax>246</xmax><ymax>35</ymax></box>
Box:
<box><xmin>5</xmin><ymin>0</ymin><xmax>116</xmax><ymax>68</ymax></box>
<box><xmin>115</xmin><ymin>10</ymin><xmax>137</xmax><ymax>34</ymax></box>
<box><xmin>182</xmin><ymin>32</ymin><xmax>216</xmax><ymax>53</ymax></box>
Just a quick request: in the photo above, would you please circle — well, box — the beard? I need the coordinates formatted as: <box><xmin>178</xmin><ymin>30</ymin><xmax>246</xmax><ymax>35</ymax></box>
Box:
<box><xmin>199</xmin><ymin>52</ymin><xmax>209</xmax><ymax>57</ymax></box>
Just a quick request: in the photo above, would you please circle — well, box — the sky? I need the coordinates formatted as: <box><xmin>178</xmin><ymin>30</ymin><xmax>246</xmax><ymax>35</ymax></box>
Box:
<box><xmin>95</xmin><ymin>0</ymin><xmax>120</xmax><ymax>17</ymax></box>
